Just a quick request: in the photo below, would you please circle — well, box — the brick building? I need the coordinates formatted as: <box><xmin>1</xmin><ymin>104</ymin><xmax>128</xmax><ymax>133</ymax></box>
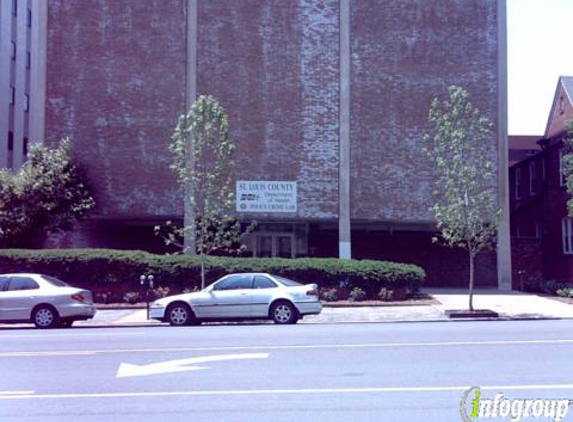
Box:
<box><xmin>510</xmin><ymin>76</ymin><xmax>573</xmax><ymax>285</ymax></box>
<box><xmin>0</xmin><ymin>0</ymin><xmax>511</xmax><ymax>288</ymax></box>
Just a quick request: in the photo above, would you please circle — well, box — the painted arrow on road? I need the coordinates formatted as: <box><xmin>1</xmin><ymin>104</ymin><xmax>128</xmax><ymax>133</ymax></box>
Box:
<box><xmin>116</xmin><ymin>353</ymin><xmax>270</xmax><ymax>378</ymax></box>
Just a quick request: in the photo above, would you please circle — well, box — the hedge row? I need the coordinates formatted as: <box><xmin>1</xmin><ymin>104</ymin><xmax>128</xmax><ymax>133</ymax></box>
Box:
<box><xmin>0</xmin><ymin>249</ymin><xmax>426</xmax><ymax>298</ymax></box>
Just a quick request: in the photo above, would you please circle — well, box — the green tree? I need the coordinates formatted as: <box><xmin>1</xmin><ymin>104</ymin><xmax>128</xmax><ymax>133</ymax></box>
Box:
<box><xmin>561</xmin><ymin>120</ymin><xmax>573</xmax><ymax>215</ymax></box>
<box><xmin>156</xmin><ymin>95</ymin><xmax>252</xmax><ymax>288</ymax></box>
<box><xmin>0</xmin><ymin>138</ymin><xmax>95</xmax><ymax>247</ymax></box>
<box><xmin>423</xmin><ymin>86</ymin><xmax>500</xmax><ymax>311</ymax></box>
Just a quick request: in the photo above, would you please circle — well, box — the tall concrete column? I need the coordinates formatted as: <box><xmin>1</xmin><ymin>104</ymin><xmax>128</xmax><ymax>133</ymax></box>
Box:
<box><xmin>338</xmin><ymin>0</ymin><xmax>351</xmax><ymax>259</ymax></box>
<box><xmin>0</xmin><ymin>0</ymin><xmax>11</xmax><ymax>168</ymax></box>
<box><xmin>184</xmin><ymin>0</ymin><xmax>198</xmax><ymax>254</ymax></box>
<box><xmin>12</xmin><ymin>0</ymin><xmax>27</xmax><ymax>170</ymax></box>
<box><xmin>29</xmin><ymin>0</ymin><xmax>47</xmax><ymax>146</ymax></box>
<box><xmin>496</xmin><ymin>0</ymin><xmax>512</xmax><ymax>291</ymax></box>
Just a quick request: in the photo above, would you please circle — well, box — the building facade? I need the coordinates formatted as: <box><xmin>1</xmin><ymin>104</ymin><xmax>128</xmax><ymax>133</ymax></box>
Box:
<box><xmin>510</xmin><ymin>76</ymin><xmax>573</xmax><ymax>285</ymax></box>
<box><xmin>1</xmin><ymin>0</ymin><xmax>511</xmax><ymax>288</ymax></box>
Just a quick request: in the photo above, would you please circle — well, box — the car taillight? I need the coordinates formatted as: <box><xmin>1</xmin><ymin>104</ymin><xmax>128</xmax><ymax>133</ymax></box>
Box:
<box><xmin>71</xmin><ymin>294</ymin><xmax>85</xmax><ymax>303</ymax></box>
<box><xmin>306</xmin><ymin>287</ymin><xmax>318</xmax><ymax>297</ymax></box>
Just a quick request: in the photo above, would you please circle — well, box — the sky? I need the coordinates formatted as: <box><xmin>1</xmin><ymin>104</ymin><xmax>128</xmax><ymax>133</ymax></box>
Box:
<box><xmin>507</xmin><ymin>0</ymin><xmax>573</xmax><ymax>135</ymax></box>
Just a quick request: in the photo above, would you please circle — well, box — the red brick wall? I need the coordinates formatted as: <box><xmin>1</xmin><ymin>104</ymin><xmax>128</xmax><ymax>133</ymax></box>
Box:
<box><xmin>350</xmin><ymin>0</ymin><xmax>499</xmax><ymax>222</ymax></box>
<box><xmin>197</xmin><ymin>0</ymin><xmax>340</xmax><ymax>220</ymax></box>
<box><xmin>45</xmin><ymin>0</ymin><xmax>186</xmax><ymax>218</ymax></box>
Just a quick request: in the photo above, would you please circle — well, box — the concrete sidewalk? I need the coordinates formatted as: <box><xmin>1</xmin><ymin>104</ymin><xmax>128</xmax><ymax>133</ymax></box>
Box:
<box><xmin>67</xmin><ymin>289</ymin><xmax>573</xmax><ymax>327</ymax></box>
<box><xmin>2</xmin><ymin>289</ymin><xmax>571</xmax><ymax>329</ymax></box>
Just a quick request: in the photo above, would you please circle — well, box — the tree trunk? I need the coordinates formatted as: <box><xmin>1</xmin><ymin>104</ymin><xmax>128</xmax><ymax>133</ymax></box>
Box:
<box><xmin>184</xmin><ymin>127</ymin><xmax>196</xmax><ymax>255</ymax></box>
<box><xmin>469</xmin><ymin>251</ymin><xmax>475</xmax><ymax>311</ymax></box>
<box><xmin>200</xmin><ymin>254</ymin><xmax>206</xmax><ymax>290</ymax></box>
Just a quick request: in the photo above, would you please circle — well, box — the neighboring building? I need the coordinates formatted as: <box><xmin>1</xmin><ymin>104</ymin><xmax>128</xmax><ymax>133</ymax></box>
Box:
<box><xmin>0</xmin><ymin>0</ymin><xmax>45</xmax><ymax>171</ymax></box>
<box><xmin>0</xmin><ymin>0</ymin><xmax>511</xmax><ymax>288</ymax></box>
<box><xmin>509</xmin><ymin>76</ymin><xmax>573</xmax><ymax>285</ymax></box>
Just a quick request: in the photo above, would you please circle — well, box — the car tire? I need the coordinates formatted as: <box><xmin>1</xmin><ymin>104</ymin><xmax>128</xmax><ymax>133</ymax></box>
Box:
<box><xmin>59</xmin><ymin>319</ymin><xmax>74</xmax><ymax>328</ymax></box>
<box><xmin>166</xmin><ymin>302</ymin><xmax>195</xmax><ymax>326</ymax></box>
<box><xmin>32</xmin><ymin>305</ymin><xmax>60</xmax><ymax>329</ymax></box>
<box><xmin>270</xmin><ymin>301</ymin><xmax>298</xmax><ymax>325</ymax></box>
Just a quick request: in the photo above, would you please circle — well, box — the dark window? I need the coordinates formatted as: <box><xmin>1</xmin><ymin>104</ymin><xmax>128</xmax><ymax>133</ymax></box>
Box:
<box><xmin>23</xmin><ymin>137</ymin><xmax>28</xmax><ymax>155</ymax></box>
<box><xmin>12</xmin><ymin>0</ymin><xmax>17</xmax><ymax>16</ymax></box>
<box><xmin>214</xmin><ymin>275</ymin><xmax>253</xmax><ymax>291</ymax></box>
<box><xmin>0</xmin><ymin>276</ymin><xmax>9</xmax><ymax>291</ymax></box>
<box><xmin>24</xmin><ymin>94</ymin><xmax>29</xmax><ymax>112</ymax></box>
<box><xmin>275</xmin><ymin>276</ymin><xmax>303</xmax><ymax>287</ymax></box>
<box><xmin>26</xmin><ymin>51</ymin><xmax>31</xmax><ymax>69</ymax></box>
<box><xmin>10</xmin><ymin>41</ymin><xmax>16</xmax><ymax>60</ymax></box>
<box><xmin>9</xmin><ymin>86</ymin><xmax>15</xmax><ymax>105</ymax></box>
<box><xmin>7</xmin><ymin>276</ymin><xmax>40</xmax><ymax>291</ymax></box>
<box><xmin>26</xmin><ymin>8</ymin><xmax>31</xmax><ymax>27</ymax></box>
<box><xmin>8</xmin><ymin>132</ymin><xmax>14</xmax><ymax>151</ymax></box>
<box><xmin>254</xmin><ymin>276</ymin><xmax>277</xmax><ymax>289</ymax></box>
<box><xmin>41</xmin><ymin>275</ymin><xmax>69</xmax><ymax>287</ymax></box>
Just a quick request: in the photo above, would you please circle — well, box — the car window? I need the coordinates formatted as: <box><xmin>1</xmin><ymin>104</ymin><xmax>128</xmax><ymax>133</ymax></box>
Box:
<box><xmin>7</xmin><ymin>276</ymin><xmax>40</xmax><ymax>291</ymax></box>
<box><xmin>214</xmin><ymin>275</ymin><xmax>253</xmax><ymax>291</ymax></box>
<box><xmin>274</xmin><ymin>276</ymin><xmax>303</xmax><ymax>287</ymax></box>
<box><xmin>254</xmin><ymin>276</ymin><xmax>277</xmax><ymax>289</ymax></box>
<box><xmin>0</xmin><ymin>276</ymin><xmax>9</xmax><ymax>291</ymax></box>
<box><xmin>41</xmin><ymin>274</ymin><xmax>70</xmax><ymax>287</ymax></box>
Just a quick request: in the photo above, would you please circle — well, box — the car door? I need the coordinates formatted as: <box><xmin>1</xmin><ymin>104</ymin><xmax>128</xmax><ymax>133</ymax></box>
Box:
<box><xmin>0</xmin><ymin>276</ymin><xmax>41</xmax><ymax>321</ymax></box>
<box><xmin>200</xmin><ymin>275</ymin><xmax>254</xmax><ymax>319</ymax></box>
<box><xmin>251</xmin><ymin>275</ymin><xmax>279</xmax><ymax>317</ymax></box>
<box><xmin>0</xmin><ymin>276</ymin><xmax>9</xmax><ymax>321</ymax></box>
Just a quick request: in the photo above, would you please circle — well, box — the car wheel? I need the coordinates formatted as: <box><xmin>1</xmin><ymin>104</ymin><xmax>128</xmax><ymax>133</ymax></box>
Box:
<box><xmin>166</xmin><ymin>302</ymin><xmax>195</xmax><ymax>326</ymax></box>
<box><xmin>59</xmin><ymin>320</ymin><xmax>74</xmax><ymax>328</ymax></box>
<box><xmin>271</xmin><ymin>301</ymin><xmax>298</xmax><ymax>324</ymax></box>
<box><xmin>33</xmin><ymin>305</ymin><xmax>60</xmax><ymax>329</ymax></box>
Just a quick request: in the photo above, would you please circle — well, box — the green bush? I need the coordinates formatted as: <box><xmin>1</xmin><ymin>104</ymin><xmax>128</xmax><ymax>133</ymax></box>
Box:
<box><xmin>0</xmin><ymin>249</ymin><xmax>425</xmax><ymax>302</ymax></box>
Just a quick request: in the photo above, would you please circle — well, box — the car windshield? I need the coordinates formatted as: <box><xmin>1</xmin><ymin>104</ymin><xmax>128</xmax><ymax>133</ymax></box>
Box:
<box><xmin>41</xmin><ymin>275</ymin><xmax>70</xmax><ymax>287</ymax></box>
<box><xmin>274</xmin><ymin>276</ymin><xmax>303</xmax><ymax>287</ymax></box>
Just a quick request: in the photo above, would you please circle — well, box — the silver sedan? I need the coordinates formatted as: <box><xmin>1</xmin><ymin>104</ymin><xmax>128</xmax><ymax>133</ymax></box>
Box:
<box><xmin>150</xmin><ymin>273</ymin><xmax>322</xmax><ymax>326</ymax></box>
<box><xmin>0</xmin><ymin>273</ymin><xmax>96</xmax><ymax>328</ymax></box>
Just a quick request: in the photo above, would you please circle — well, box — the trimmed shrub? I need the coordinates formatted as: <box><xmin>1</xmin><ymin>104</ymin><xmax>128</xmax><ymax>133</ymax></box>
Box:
<box><xmin>0</xmin><ymin>249</ymin><xmax>425</xmax><ymax>302</ymax></box>
<box><xmin>348</xmin><ymin>287</ymin><xmax>366</xmax><ymax>302</ymax></box>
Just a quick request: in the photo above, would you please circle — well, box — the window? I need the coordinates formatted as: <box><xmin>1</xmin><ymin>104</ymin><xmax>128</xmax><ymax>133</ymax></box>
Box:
<box><xmin>41</xmin><ymin>275</ymin><xmax>69</xmax><ymax>287</ymax></box>
<box><xmin>26</xmin><ymin>8</ymin><xmax>31</xmax><ymax>27</ymax></box>
<box><xmin>0</xmin><ymin>276</ymin><xmax>9</xmax><ymax>291</ymax></box>
<box><xmin>535</xmin><ymin>223</ymin><xmax>543</xmax><ymax>239</ymax></box>
<box><xmin>9</xmin><ymin>86</ymin><xmax>15</xmax><ymax>105</ymax></box>
<box><xmin>8</xmin><ymin>132</ymin><xmax>14</xmax><ymax>151</ymax></box>
<box><xmin>275</xmin><ymin>276</ymin><xmax>303</xmax><ymax>287</ymax></box>
<box><xmin>12</xmin><ymin>0</ymin><xmax>17</xmax><ymax>16</ymax></box>
<box><xmin>560</xmin><ymin>149</ymin><xmax>567</xmax><ymax>187</ymax></box>
<box><xmin>529</xmin><ymin>161</ymin><xmax>536</xmax><ymax>195</ymax></box>
<box><xmin>563</xmin><ymin>218</ymin><xmax>573</xmax><ymax>254</ymax></box>
<box><xmin>213</xmin><ymin>275</ymin><xmax>252</xmax><ymax>291</ymax></box>
<box><xmin>23</xmin><ymin>137</ymin><xmax>28</xmax><ymax>155</ymax></box>
<box><xmin>254</xmin><ymin>276</ymin><xmax>277</xmax><ymax>289</ymax></box>
<box><xmin>24</xmin><ymin>94</ymin><xmax>29</xmax><ymax>112</ymax></box>
<box><xmin>10</xmin><ymin>41</ymin><xmax>16</xmax><ymax>60</ymax></box>
<box><xmin>26</xmin><ymin>51</ymin><xmax>31</xmax><ymax>69</ymax></box>
<box><xmin>515</xmin><ymin>168</ymin><xmax>522</xmax><ymax>200</ymax></box>
<box><xmin>7</xmin><ymin>276</ymin><xmax>39</xmax><ymax>291</ymax></box>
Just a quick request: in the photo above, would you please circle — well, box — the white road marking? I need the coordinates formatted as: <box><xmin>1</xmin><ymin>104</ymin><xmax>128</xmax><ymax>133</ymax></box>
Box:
<box><xmin>117</xmin><ymin>353</ymin><xmax>270</xmax><ymax>378</ymax></box>
<box><xmin>1</xmin><ymin>338</ymin><xmax>572</xmax><ymax>358</ymax></box>
<box><xmin>0</xmin><ymin>332</ymin><xmax>144</xmax><ymax>339</ymax></box>
<box><xmin>0</xmin><ymin>391</ymin><xmax>35</xmax><ymax>395</ymax></box>
<box><xmin>1</xmin><ymin>384</ymin><xmax>573</xmax><ymax>400</ymax></box>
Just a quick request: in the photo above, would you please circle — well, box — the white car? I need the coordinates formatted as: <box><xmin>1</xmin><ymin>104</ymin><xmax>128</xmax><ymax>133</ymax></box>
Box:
<box><xmin>0</xmin><ymin>273</ymin><xmax>96</xmax><ymax>329</ymax></box>
<box><xmin>151</xmin><ymin>273</ymin><xmax>322</xmax><ymax>325</ymax></box>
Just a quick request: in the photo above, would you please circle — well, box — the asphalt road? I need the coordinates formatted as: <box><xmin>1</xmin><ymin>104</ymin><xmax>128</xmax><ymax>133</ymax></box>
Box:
<box><xmin>0</xmin><ymin>320</ymin><xmax>573</xmax><ymax>422</ymax></box>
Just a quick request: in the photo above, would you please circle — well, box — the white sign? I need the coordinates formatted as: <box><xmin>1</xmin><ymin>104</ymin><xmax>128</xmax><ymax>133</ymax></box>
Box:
<box><xmin>236</xmin><ymin>181</ymin><xmax>297</xmax><ymax>213</ymax></box>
